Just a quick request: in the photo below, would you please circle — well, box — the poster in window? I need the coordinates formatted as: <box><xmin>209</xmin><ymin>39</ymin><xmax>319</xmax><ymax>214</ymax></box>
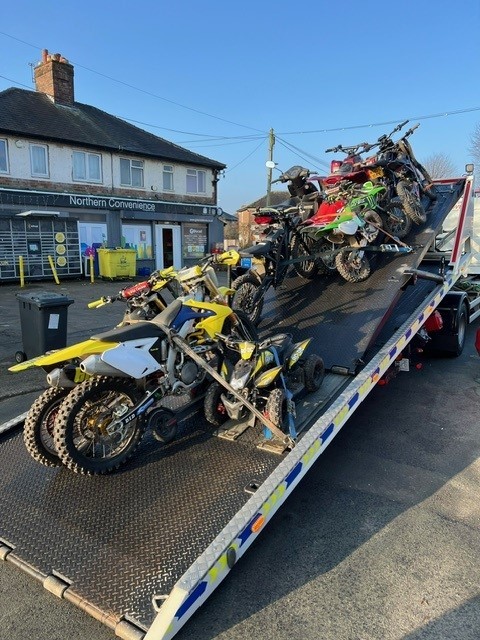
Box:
<box><xmin>182</xmin><ymin>223</ymin><xmax>207</xmax><ymax>259</ymax></box>
<box><xmin>121</xmin><ymin>224</ymin><xmax>153</xmax><ymax>259</ymax></box>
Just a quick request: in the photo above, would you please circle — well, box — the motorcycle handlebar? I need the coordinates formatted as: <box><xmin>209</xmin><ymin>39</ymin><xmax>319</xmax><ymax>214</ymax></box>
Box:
<box><xmin>88</xmin><ymin>296</ymin><xmax>112</xmax><ymax>309</ymax></box>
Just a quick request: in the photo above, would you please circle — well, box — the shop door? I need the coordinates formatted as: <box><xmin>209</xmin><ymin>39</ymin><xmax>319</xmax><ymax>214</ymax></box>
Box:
<box><xmin>155</xmin><ymin>225</ymin><xmax>181</xmax><ymax>270</ymax></box>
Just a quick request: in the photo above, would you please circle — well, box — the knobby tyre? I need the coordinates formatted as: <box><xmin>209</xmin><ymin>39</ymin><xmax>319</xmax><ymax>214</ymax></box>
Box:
<box><xmin>231</xmin><ymin>274</ymin><xmax>264</xmax><ymax>325</ymax></box>
<box><xmin>290</xmin><ymin>234</ymin><xmax>318</xmax><ymax>279</ymax></box>
<box><xmin>23</xmin><ymin>386</ymin><xmax>70</xmax><ymax>467</ymax></box>
<box><xmin>381</xmin><ymin>197</ymin><xmax>412</xmax><ymax>239</ymax></box>
<box><xmin>264</xmin><ymin>388</ymin><xmax>288</xmax><ymax>433</ymax></box>
<box><xmin>303</xmin><ymin>354</ymin><xmax>325</xmax><ymax>392</ymax></box>
<box><xmin>335</xmin><ymin>250</ymin><xmax>371</xmax><ymax>283</ymax></box>
<box><xmin>396</xmin><ymin>179</ymin><xmax>427</xmax><ymax>224</ymax></box>
<box><xmin>53</xmin><ymin>376</ymin><xmax>145</xmax><ymax>475</ymax></box>
<box><xmin>204</xmin><ymin>382</ymin><xmax>229</xmax><ymax>427</ymax></box>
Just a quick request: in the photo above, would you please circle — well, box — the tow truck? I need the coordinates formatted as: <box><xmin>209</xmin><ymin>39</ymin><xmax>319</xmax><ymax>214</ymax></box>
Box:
<box><xmin>0</xmin><ymin>169</ymin><xmax>479</xmax><ymax>640</ymax></box>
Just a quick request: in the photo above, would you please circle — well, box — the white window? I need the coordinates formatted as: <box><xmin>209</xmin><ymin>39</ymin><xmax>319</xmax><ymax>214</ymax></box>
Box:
<box><xmin>186</xmin><ymin>168</ymin><xmax>206</xmax><ymax>194</ymax></box>
<box><xmin>0</xmin><ymin>139</ymin><xmax>8</xmax><ymax>173</ymax></box>
<box><xmin>120</xmin><ymin>158</ymin><xmax>144</xmax><ymax>187</ymax></box>
<box><xmin>163</xmin><ymin>165</ymin><xmax>174</xmax><ymax>191</ymax></box>
<box><xmin>30</xmin><ymin>144</ymin><xmax>49</xmax><ymax>177</ymax></box>
<box><xmin>73</xmin><ymin>151</ymin><xmax>102</xmax><ymax>182</ymax></box>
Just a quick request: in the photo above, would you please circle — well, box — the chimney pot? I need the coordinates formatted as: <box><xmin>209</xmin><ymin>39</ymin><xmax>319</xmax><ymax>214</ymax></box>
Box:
<box><xmin>34</xmin><ymin>49</ymin><xmax>74</xmax><ymax>105</ymax></box>
<box><xmin>42</xmin><ymin>48</ymin><xmax>48</xmax><ymax>63</ymax></box>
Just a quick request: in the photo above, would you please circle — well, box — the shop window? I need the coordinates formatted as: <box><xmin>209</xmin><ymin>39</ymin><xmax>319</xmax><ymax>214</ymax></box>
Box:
<box><xmin>0</xmin><ymin>139</ymin><xmax>8</xmax><ymax>173</ymax></box>
<box><xmin>186</xmin><ymin>169</ymin><xmax>206</xmax><ymax>194</ymax></box>
<box><xmin>30</xmin><ymin>143</ymin><xmax>49</xmax><ymax>178</ymax></box>
<box><xmin>73</xmin><ymin>151</ymin><xmax>102</xmax><ymax>183</ymax></box>
<box><xmin>163</xmin><ymin>165</ymin><xmax>174</xmax><ymax>191</ymax></box>
<box><xmin>121</xmin><ymin>224</ymin><xmax>153</xmax><ymax>259</ymax></box>
<box><xmin>120</xmin><ymin>158</ymin><xmax>144</xmax><ymax>187</ymax></box>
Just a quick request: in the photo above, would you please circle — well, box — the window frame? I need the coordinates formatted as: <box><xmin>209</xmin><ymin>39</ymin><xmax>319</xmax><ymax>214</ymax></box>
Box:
<box><xmin>72</xmin><ymin>150</ymin><xmax>102</xmax><ymax>183</ymax></box>
<box><xmin>30</xmin><ymin>143</ymin><xmax>49</xmax><ymax>178</ymax></box>
<box><xmin>186</xmin><ymin>168</ymin><xmax>207</xmax><ymax>194</ymax></box>
<box><xmin>120</xmin><ymin>157</ymin><xmax>144</xmax><ymax>188</ymax></box>
<box><xmin>0</xmin><ymin>138</ymin><xmax>9</xmax><ymax>174</ymax></box>
<box><xmin>163</xmin><ymin>164</ymin><xmax>174</xmax><ymax>191</ymax></box>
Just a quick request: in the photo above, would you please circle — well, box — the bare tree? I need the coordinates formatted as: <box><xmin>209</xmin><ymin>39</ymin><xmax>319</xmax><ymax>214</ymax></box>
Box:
<box><xmin>423</xmin><ymin>152</ymin><xmax>459</xmax><ymax>179</ymax></box>
<box><xmin>469</xmin><ymin>123</ymin><xmax>480</xmax><ymax>166</ymax></box>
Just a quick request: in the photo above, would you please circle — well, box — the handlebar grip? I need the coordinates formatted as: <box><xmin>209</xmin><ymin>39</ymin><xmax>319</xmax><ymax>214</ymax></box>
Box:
<box><xmin>88</xmin><ymin>298</ymin><xmax>106</xmax><ymax>309</ymax></box>
<box><xmin>325</xmin><ymin>147</ymin><xmax>338</xmax><ymax>153</ymax></box>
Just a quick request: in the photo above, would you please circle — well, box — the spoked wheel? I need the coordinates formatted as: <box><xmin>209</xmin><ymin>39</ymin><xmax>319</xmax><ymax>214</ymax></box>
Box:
<box><xmin>303</xmin><ymin>354</ymin><xmax>325</xmax><ymax>392</ymax></box>
<box><xmin>231</xmin><ymin>274</ymin><xmax>264</xmax><ymax>325</ymax></box>
<box><xmin>204</xmin><ymin>382</ymin><xmax>229</xmax><ymax>427</ymax></box>
<box><xmin>54</xmin><ymin>377</ymin><xmax>145</xmax><ymax>475</ymax></box>
<box><xmin>23</xmin><ymin>387</ymin><xmax>70</xmax><ymax>467</ymax></box>
<box><xmin>312</xmin><ymin>238</ymin><xmax>337</xmax><ymax>274</ymax></box>
<box><xmin>362</xmin><ymin>210</ymin><xmax>383</xmax><ymax>242</ymax></box>
<box><xmin>382</xmin><ymin>198</ymin><xmax>412</xmax><ymax>239</ymax></box>
<box><xmin>335</xmin><ymin>250</ymin><xmax>371</xmax><ymax>283</ymax></box>
<box><xmin>290</xmin><ymin>234</ymin><xmax>318</xmax><ymax>279</ymax></box>
<box><xmin>396</xmin><ymin>179</ymin><xmax>427</xmax><ymax>224</ymax></box>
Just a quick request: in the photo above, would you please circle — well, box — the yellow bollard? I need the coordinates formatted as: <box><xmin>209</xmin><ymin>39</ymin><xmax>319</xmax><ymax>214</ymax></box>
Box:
<box><xmin>47</xmin><ymin>255</ymin><xmax>60</xmax><ymax>285</ymax></box>
<box><xmin>89</xmin><ymin>254</ymin><xmax>94</xmax><ymax>283</ymax></box>
<box><xmin>19</xmin><ymin>255</ymin><xmax>25</xmax><ymax>288</ymax></box>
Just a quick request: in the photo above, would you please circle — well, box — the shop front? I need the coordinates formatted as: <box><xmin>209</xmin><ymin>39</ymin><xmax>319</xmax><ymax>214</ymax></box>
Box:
<box><xmin>0</xmin><ymin>188</ymin><xmax>224</xmax><ymax>280</ymax></box>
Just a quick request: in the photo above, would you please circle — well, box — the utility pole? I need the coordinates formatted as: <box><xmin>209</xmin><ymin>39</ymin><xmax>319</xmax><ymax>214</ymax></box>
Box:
<box><xmin>266</xmin><ymin>128</ymin><xmax>275</xmax><ymax>206</ymax></box>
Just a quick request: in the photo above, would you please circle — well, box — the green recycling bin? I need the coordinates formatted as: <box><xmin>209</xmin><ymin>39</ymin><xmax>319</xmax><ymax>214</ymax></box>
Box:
<box><xmin>16</xmin><ymin>291</ymin><xmax>74</xmax><ymax>362</ymax></box>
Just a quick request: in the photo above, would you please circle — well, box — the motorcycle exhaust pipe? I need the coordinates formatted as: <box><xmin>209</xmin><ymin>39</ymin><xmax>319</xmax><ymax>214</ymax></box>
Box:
<box><xmin>47</xmin><ymin>367</ymin><xmax>78</xmax><ymax>388</ymax></box>
<box><xmin>80</xmin><ymin>355</ymin><xmax>130</xmax><ymax>378</ymax></box>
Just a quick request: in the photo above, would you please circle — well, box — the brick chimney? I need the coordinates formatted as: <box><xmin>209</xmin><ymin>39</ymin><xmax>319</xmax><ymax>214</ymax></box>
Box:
<box><xmin>34</xmin><ymin>49</ymin><xmax>74</xmax><ymax>105</ymax></box>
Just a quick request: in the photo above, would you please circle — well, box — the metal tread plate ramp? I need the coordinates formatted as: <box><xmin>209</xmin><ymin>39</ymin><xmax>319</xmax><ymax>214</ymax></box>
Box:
<box><xmin>0</xmin><ymin>181</ymin><xmax>465</xmax><ymax>639</ymax></box>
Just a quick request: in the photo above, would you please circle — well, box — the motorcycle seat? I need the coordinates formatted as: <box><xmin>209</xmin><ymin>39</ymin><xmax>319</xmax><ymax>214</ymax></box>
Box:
<box><xmin>246</xmin><ymin>241</ymin><xmax>272</xmax><ymax>256</ymax></box>
<box><xmin>92</xmin><ymin>321</ymin><xmax>166</xmax><ymax>343</ymax></box>
<box><xmin>259</xmin><ymin>333</ymin><xmax>293</xmax><ymax>354</ymax></box>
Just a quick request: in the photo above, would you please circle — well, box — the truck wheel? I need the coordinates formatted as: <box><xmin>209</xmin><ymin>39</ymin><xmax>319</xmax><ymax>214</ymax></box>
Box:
<box><xmin>447</xmin><ymin>301</ymin><xmax>468</xmax><ymax>357</ymax></box>
<box><xmin>290</xmin><ymin>234</ymin><xmax>318</xmax><ymax>279</ymax></box>
<box><xmin>396</xmin><ymin>180</ymin><xmax>427</xmax><ymax>224</ymax></box>
<box><xmin>54</xmin><ymin>377</ymin><xmax>145</xmax><ymax>475</ymax></box>
<box><xmin>426</xmin><ymin>299</ymin><xmax>469</xmax><ymax>357</ymax></box>
<box><xmin>335</xmin><ymin>251</ymin><xmax>371</xmax><ymax>283</ymax></box>
<box><xmin>231</xmin><ymin>275</ymin><xmax>264</xmax><ymax>325</ymax></box>
<box><xmin>23</xmin><ymin>387</ymin><xmax>70</xmax><ymax>467</ymax></box>
<box><xmin>204</xmin><ymin>382</ymin><xmax>229</xmax><ymax>426</ymax></box>
<box><xmin>382</xmin><ymin>198</ymin><xmax>412</xmax><ymax>239</ymax></box>
<box><xmin>304</xmin><ymin>354</ymin><xmax>325</xmax><ymax>392</ymax></box>
<box><xmin>265</xmin><ymin>388</ymin><xmax>288</xmax><ymax>432</ymax></box>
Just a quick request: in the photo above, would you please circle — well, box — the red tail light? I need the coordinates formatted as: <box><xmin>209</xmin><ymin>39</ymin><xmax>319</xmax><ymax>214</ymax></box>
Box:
<box><xmin>330</xmin><ymin>160</ymin><xmax>343</xmax><ymax>173</ymax></box>
<box><xmin>254</xmin><ymin>216</ymin><xmax>273</xmax><ymax>225</ymax></box>
<box><xmin>424</xmin><ymin>310</ymin><xmax>443</xmax><ymax>332</ymax></box>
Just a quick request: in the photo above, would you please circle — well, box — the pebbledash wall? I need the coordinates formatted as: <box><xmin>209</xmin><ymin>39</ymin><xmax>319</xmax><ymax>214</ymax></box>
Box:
<box><xmin>0</xmin><ymin>187</ymin><xmax>224</xmax><ymax>279</ymax></box>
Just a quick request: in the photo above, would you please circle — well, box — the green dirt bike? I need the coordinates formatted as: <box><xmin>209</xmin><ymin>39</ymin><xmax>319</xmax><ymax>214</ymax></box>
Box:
<box><xmin>300</xmin><ymin>180</ymin><xmax>389</xmax><ymax>282</ymax></box>
<box><xmin>204</xmin><ymin>332</ymin><xmax>325</xmax><ymax>441</ymax></box>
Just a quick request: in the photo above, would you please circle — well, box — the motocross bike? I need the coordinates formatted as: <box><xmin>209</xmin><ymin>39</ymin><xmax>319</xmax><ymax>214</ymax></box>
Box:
<box><xmin>326</xmin><ymin>121</ymin><xmax>435</xmax><ymax>226</ymax></box>
<box><xmin>319</xmin><ymin>141</ymin><xmax>413</xmax><ymax>239</ymax></box>
<box><xmin>204</xmin><ymin>332</ymin><xmax>324</xmax><ymax>441</ymax></box>
<box><xmin>10</xmin><ymin>251</ymin><xmax>255</xmax><ymax>471</ymax></box>
<box><xmin>25</xmin><ymin>297</ymin><xmax>257</xmax><ymax>475</ymax></box>
<box><xmin>300</xmin><ymin>180</ymin><xmax>387</xmax><ymax>283</ymax></box>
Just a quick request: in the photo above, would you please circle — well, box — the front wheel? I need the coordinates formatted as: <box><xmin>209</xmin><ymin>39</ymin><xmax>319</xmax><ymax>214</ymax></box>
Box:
<box><xmin>335</xmin><ymin>250</ymin><xmax>371</xmax><ymax>283</ymax></box>
<box><xmin>264</xmin><ymin>388</ymin><xmax>288</xmax><ymax>433</ymax></box>
<box><xmin>231</xmin><ymin>274</ymin><xmax>264</xmax><ymax>325</ymax></box>
<box><xmin>23</xmin><ymin>387</ymin><xmax>70</xmax><ymax>467</ymax></box>
<box><xmin>290</xmin><ymin>234</ymin><xmax>318</xmax><ymax>279</ymax></box>
<box><xmin>204</xmin><ymin>382</ymin><xmax>229</xmax><ymax>427</ymax></box>
<box><xmin>396</xmin><ymin>180</ymin><xmax>427</xmax><ymax>225</ymax></box>
<box><xmin>54</xmin><ymin>377</ymin><xmax>145</xmax><ymax>475</ymax></box>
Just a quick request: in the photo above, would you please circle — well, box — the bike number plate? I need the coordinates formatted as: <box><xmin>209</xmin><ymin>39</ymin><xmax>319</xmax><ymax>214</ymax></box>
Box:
<box><xmin>367</xmin><ymin>167</ymin><xmax>384</xmax><ymax>179</ymax></box>
<box><xmin>241</xmin><ymin>257</ymin><xmax>253</xmax><ymax>268</ymax></box>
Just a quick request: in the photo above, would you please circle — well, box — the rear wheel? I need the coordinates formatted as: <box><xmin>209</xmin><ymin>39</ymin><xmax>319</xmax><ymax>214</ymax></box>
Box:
<box><xmin>290</xmin><ymin>234</ymin><xmax>318</xmax><ymax>279</ymax></box>
<box><xmin>23</xmin><ymin>387</ymin><xmax>70</xmax><ymax>467</ymax></box>
<box><xmin>303</xmin><ymin>354</ymin><xmax>325</xmax><ymax>392</ymax></box>
<box><xmin>312</xmin><ymin>238</ymin><xmax>337</xmax><ymax>274</ymax></box>
<box><xmin>54</xmin><ymin>377</ymin><xmax>145</xmax><ymax>475</ymax></box>
<box><xmin>396</xmin><ymin>180</ymin><xmax>427</xmax><ymax>224</ymax></box>
<box><xmin>204</xmin><ymin>382</ymin><xmax>229</xmax><ymax>427</ymax></box>
<box><xmin>335</xmin><ymin>250</ymin><xmax>371</xmax><ymax>282</ymax></box>
<box><xmin>231</xmin><ymin>274</ymin><xmax>264</xmax><ymax>325</ymax></box>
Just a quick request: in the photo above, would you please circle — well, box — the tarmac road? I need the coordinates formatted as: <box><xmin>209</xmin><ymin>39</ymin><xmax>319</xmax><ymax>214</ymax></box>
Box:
<box><xmin>0</xmin><ymin>277</ymin><xmax>479</xmax><ymax>640</ymax></box>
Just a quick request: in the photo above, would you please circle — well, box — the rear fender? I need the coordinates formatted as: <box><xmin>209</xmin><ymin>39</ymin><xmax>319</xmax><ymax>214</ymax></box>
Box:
<box><xmin>8</xmin><ymin>338</ymin><xmax>119</xmax><ymax>372</ymax></box>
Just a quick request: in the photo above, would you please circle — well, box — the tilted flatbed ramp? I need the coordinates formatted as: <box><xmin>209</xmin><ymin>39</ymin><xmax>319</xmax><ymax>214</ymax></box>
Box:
<box><xmin>0</xmin><ymin>179</ymin><xmax>470</xmax><ymax>639</ymax></box>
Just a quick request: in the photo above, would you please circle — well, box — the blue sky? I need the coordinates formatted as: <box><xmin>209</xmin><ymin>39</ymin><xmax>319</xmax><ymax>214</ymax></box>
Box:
<box><xmin>1</xmin><ymin>0</ymin><xmax>479</xmax><ymax>214</ymax></box>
